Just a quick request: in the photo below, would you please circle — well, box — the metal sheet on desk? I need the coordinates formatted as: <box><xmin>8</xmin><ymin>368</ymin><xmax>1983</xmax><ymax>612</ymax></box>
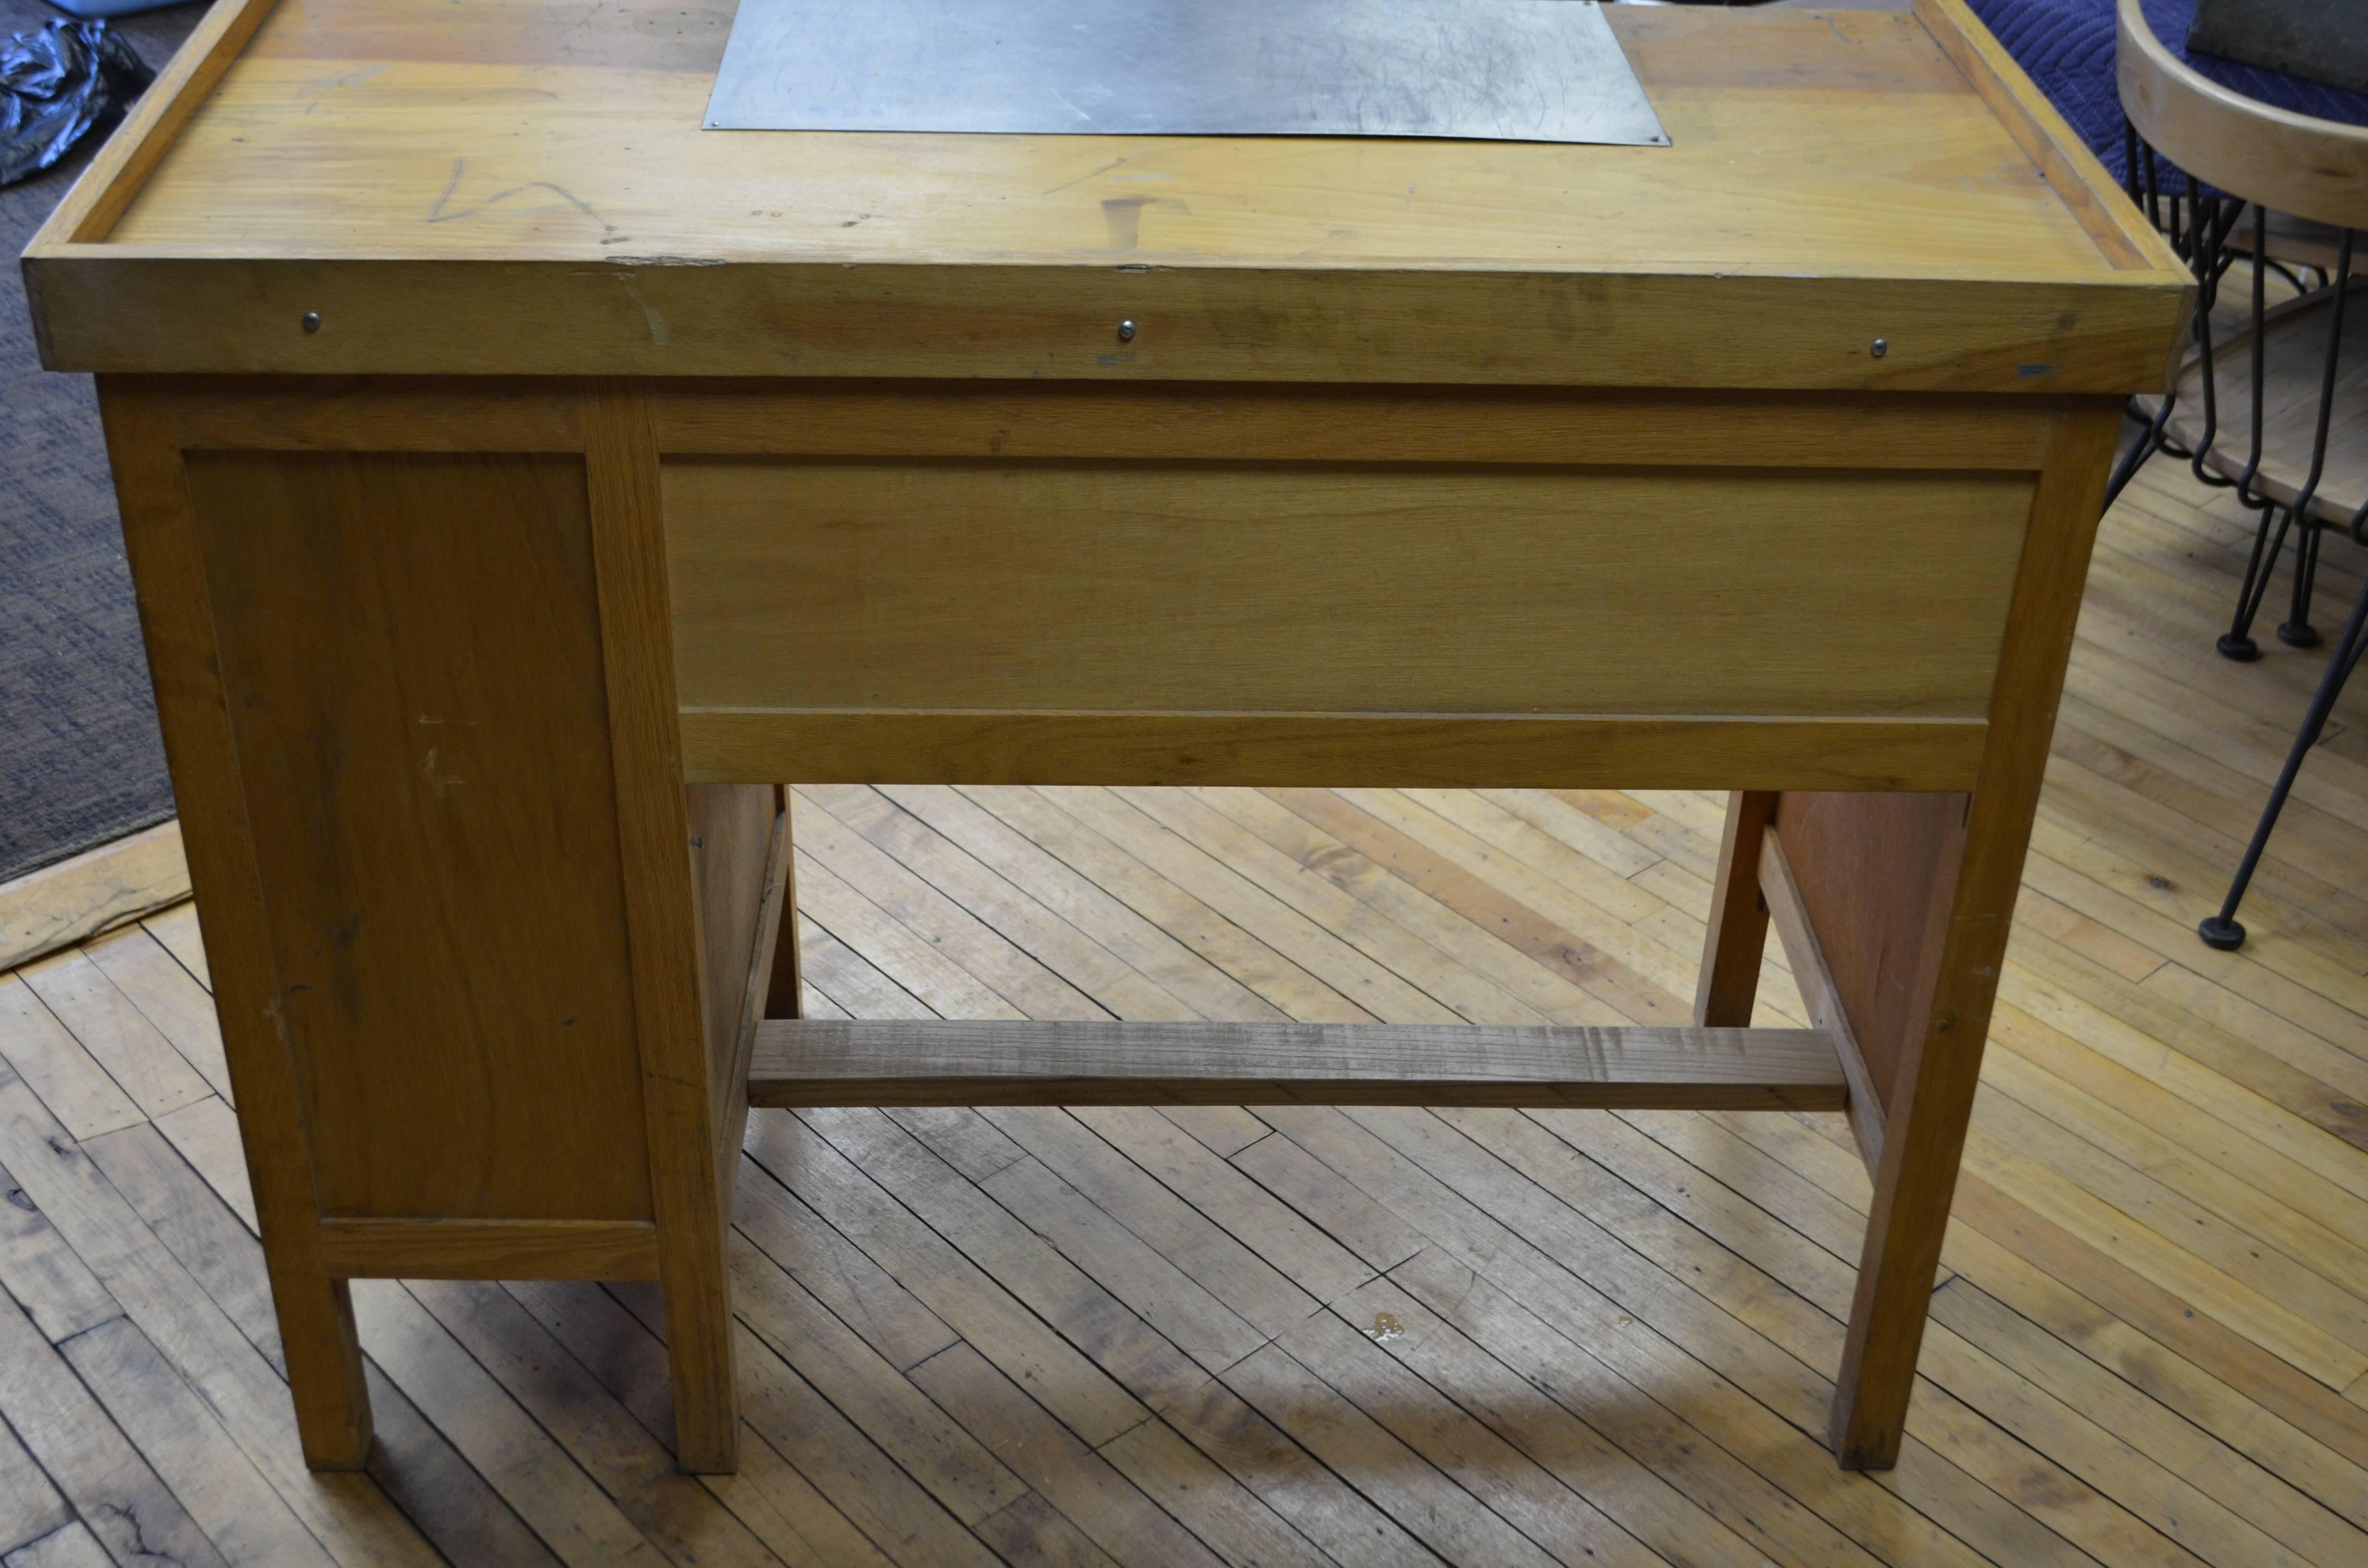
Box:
<box><xmin>704</xmin><ymin>0</ymin><xmax>1669</xmax><ymax>145</ymax></box>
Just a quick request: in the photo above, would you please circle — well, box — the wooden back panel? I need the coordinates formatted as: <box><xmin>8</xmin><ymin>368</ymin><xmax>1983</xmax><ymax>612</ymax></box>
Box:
<box><xmin>183</xmin><ymin>450</ymin><xmax>655</xmax><ymax>1221</ymax></box>
<box><xmin>664</xmin><ymin>459</ymin><xmax>2035</xmax><ymax>720</ymax></box>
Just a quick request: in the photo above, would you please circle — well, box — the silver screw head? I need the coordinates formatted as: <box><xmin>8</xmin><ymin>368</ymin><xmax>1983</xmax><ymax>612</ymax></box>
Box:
<box><xmin>1117</xmin><ymin>319</ymin><xmax>1136</xmax><ymax>343</ymax></box>
<box><xmin>301</xmin><ymin>311</ymin><xmax>323</xmax><ymax>334</ymax></box>
<box><xmin>1870</xmin><ymin>337</ymin><xmax>1888</xmax><ymax>359</ymax></box>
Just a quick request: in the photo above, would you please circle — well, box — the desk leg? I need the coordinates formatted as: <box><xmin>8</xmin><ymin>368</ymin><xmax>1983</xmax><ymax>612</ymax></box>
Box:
<box><xmin>1817</xmin><ymin>405</ymin><xmax>2120</xmax><ymax>1468</ymax></box>
<box><xmin>1777</xmin><ymin>791</ymin><xmax>1967</xmax><ymax>1470</ymax></box>
<box><xmin>1695</xmin><ymin>790</ymin><xmax>1778</xmax><ymax>1026</ymax></box>
<box><xmin>591</xmin><ymin>391</ymin><xmax>741</xmax><ymax>1472</ymax></box>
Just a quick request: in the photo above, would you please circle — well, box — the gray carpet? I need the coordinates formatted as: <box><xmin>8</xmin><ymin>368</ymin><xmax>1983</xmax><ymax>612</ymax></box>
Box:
<box><xmin>1</xmin><ymin>0</ymin><xmax>209</xmax><ymax>885</ymax></box>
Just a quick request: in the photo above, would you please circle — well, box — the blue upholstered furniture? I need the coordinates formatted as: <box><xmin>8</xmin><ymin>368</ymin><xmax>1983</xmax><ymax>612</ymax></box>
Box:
<box><xmin>1967</xmin><ymin>0</ymin><xmax>2368</xmax><ymax>188</ymax></box>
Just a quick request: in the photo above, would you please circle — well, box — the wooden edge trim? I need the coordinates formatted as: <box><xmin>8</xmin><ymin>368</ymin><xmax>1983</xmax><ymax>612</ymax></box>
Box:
<box><xmin>2115</xmin><ymin>0</ymin><xmax>2368</xmax><ymax>233</ymax></box>
<box><xmin>30</xmin><ymin>0</ymin><xmax>285</xmax><ymax>247</ymax></box>
<box><xmin>317</xmin><ymin>1218</ymin><xmax>660</xmax><ymax>1280</ymax></box>
<box><xmin>126</xmin><ymin>378</ymin><xmax>590</xmax><ymax>452</ymax></box>
<box><xmin>25</xmin><ymin>262</ymin><xmax>2188</xmax><ymax>392</ymax></box>
<box><xmin>679</xmin><ymin>710</ymin><xmax>1991</xmax><ymax>793</ymax></box>
<box><xmin>0</xmin><ymin>821</ymin><xmax>188</xmax><ymax>973</ymax></box>
<box><xmin>1758</xmin><ymin>827</ymin><xmax>1887</xmax><ymax>1176</ymax></box>
<box><xmin>1914</xmin><ymin>0</ymin><xmax>2183</xmax><ymax>276</ymax></box>
<box><xmin>746</xmin><ymin>1019</ymin><xmax>1847</xmax><ymax>1111</ymax></box>
<box><xmin>650</xmin><ymin>385</ymin><xmax>2064</xmax><ymax>470</ymax></box>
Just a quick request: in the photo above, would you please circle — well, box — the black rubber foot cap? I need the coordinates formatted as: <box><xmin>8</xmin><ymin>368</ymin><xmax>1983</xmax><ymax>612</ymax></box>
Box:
<box><xmin>2198</xmin><ymin>915</ymin><xmax>2247</xmax><ymax>951</ymax></box>
<box><xmin>2217</xmin><ymin>634</ymin><xmax>2262</xmax><ymax>662</ymax></box>
<box><xmin>2278</xmin><ymin>621</ymin><xmax>2321</xmax><ymax>649</ymax></box>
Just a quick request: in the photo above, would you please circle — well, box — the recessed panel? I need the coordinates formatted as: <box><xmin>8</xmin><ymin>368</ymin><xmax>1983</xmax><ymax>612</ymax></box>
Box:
<box><xmin>186</xmin><ymin>451</ymin><xmax>654</xmax><ymax>1222</ymax></box>
<box><xmin>665</xmin><ymin>460</ymin><xmax>2033</xmax><ymax>721</ymax></box>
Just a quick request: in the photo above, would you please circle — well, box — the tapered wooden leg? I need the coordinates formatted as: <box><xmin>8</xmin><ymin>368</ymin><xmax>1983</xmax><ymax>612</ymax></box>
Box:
<box><xmin>1783</xmin><ymin>789</ymin><xmax>1969</xmax><ymax>1470</ymax></box>
<box><xmin>659</xmin><ymin>1215</ymin><xmax>740</xmax><ymax>1471</ymax></box>
<box><xmin>1828</xmin><ymin>408</ymin><xmax>2125</xmax><ymax>1468</ymax></box>
<box><xmin>1694</xmin><ymin>790</ymin><xmax>1778</xmax><ymax>1027</ymax></box>
<box><xmin>280</xmin><ymin>1270</ymin><xmax>374</xmax><ymax>1469</ymax></box>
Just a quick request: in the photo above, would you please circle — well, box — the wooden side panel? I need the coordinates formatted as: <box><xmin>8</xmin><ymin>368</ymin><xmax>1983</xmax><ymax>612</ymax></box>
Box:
<box><xmin>1768</xmin><ymin>792</ymin><xmax>1967</xmax><ymax>1113</ymax></box>
<box><xmin>182</xmin><ymin>450</ymin><xmax>653</xmax><ymax>1222</ymax></box>
<box><xmin>666</xmin><ymin>461</ymin><xmax>2035</xmax><ymax>721</ymax></box>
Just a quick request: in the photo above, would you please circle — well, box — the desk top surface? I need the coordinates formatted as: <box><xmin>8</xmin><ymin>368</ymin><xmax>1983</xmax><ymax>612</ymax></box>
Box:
<box><xmin>25</xmin><ymin>0</ymin><xmax>2191</xmax><ymax>386</ymax></box>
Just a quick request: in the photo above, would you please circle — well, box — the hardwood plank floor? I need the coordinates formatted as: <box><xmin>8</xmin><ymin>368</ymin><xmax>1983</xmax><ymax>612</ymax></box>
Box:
<box><xmin>0</xmin><ymin>453</ymin><xmax>2363</xmax><ymax>1567</ymax></box>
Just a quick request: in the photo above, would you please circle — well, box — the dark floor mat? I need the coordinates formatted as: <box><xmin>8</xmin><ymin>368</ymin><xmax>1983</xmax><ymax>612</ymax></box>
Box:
<box><xmin>1</xmin><ymin>0</ymin><xmax>210</xmax><ymax>885</ymax></box>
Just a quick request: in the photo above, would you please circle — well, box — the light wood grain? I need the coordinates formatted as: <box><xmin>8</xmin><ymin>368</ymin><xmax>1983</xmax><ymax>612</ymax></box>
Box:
<box><xmin>666</xmin><ymin>459</ymin><xmax>2035</xmax><ymax>722</ymax></box>
<box><xmin>36</xmin><ymin>0</ymin><xmax>285</xmax><ymax>246</ymax></box>
<box><xmin>0</xmin><ymin>822</ymin><xmax>187</xmax><ymax>974</ymax></box>
<box><xmin>1915</xmin><ymin>0</ymin><xmax>2180</xmax><ymax>275</ymax></box>
<box><xmin>746</xmin><ymin>1020</ymin><xmax>1846</xmax><ymax>1110</ymax></box>
<box><xmin>179</xmin><ymin>446</ymin><xmax>652</xmax><ymax>1223</ymax></box>
<box><xmin>23</xmin><ymin>3</ymin><xmax>2186</xmax><ymax>385</ymax></box>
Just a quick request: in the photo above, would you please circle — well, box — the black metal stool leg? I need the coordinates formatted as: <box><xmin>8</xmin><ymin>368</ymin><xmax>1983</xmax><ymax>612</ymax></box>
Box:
<box><xmin>2221</xmin><ymin>506</ymin><xmax>2295</xmax><ymax>661</ymax></box>
<box><xmin>2200</xmin><ymin>574</ymin><xmax>2368</xmax><ymax>950</ymax></box>
<box><xmin>2279</xmin><ymin>524</ymin><xmax>2323</xmax><ymax>648</ymax></box>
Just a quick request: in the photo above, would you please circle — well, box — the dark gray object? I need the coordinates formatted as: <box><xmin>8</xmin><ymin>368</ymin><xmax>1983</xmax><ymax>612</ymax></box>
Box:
<box><xmin>2188</xmin><ymin>0</ymin><xmax>2368</xmax><ymax>97</ymax></box>
<box><xmin>706</xmin><ymin>0</ymin><xmax>1667</xmax><ymax>146</ymax></box>
<box><xmin>1</xmin><ymin>20</ymin><xmax>152</xmax><ymax>186</ymax></box>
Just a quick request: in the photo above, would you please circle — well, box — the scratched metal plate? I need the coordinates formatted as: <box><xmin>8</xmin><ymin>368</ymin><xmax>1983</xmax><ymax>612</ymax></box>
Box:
<box><xmin>705</xmin><ymin>0</ymin><xmax>1667</xmax><ymax>145</ymax></box>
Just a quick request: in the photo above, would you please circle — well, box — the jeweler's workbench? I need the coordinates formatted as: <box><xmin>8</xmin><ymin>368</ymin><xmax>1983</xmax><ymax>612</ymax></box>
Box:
<box><xmin>23</xmin><ymin>0</ymin><xmax>2188</xmax><ymax>1474</ymax></box>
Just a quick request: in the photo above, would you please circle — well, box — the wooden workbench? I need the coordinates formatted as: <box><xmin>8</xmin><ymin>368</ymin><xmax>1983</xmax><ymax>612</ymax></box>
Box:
<box><xmin>23</xmin><ymin>0</ymin><xmax>2188</xmax><ymax>1477</ymax></box>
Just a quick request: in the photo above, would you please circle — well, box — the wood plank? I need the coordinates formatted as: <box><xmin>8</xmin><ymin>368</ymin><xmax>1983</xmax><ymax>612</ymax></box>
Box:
<box><xmin>141</xmin><ymin>901</ymin><xmax>209</xmax><ymax>991</ymax></box>
<box><xmin>79</xmin><ymin>923</ymin><xmax>233</xmax><ymax>1105</ymax></box>
<box><xmin>0</xmin><ymin>976</ymin><xmax>140</xmax><ymax>1143</ymax></box>
<box><xmin>0</xmin><ymin>822</ymin><xmax>187</xmax><ymax>975</ymax></box>
<box><xmin>75</xmin><ymin>1121</ymin><xmax>566</xmax><ymax>1568</ymax></box>
<box><xmin>669</xmin><ymin>459</ymin><xmax>2031</xmax><ymax>721</ymax></box>
<box><xmin>748</xmin><ymin>1019</ymin><xmax>1844</xmax><ymax>1109</ymax></box>
<box><xmin>15</xmin><ymin>949</ymin><xmax>211</xmax><ymax>1123</ymax></box>
<box><xmin>0</xmin><ymin>1066</ymin><xmax>439</xmax><ymax>1565</ymax></box>
<box><xmin>181</xmin><ymin>440</ymin><xmax>653</xmax><ymax>1225</ymax></box>
<box><xmin>0</xmin><ymin>1273</ymin><xmax>229</xmax><ymax>1568</ymax></box>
